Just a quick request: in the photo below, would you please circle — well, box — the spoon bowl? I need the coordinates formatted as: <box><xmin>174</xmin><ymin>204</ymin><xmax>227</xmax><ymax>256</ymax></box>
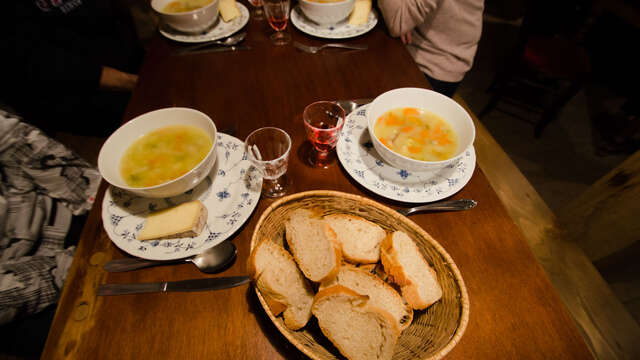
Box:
<box><xmin>103</xmin><ymin>241</ymin><xmax>237</xmax><ymax>273</ymax></box>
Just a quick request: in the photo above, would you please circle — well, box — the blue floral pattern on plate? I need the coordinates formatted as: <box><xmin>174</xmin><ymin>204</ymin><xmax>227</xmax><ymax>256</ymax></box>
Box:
<box><xmin>336</xmin><ymin>105</ymin><xmax>476</xmax><ymax>203</ymax></box>
<box><xmin>290</xmin><ymin>5</ymin><xmax>378</xmax><ymax>40</ymax></box>
<box><xmin>102</xmin><ymin>133</ymin><xmax>262</xmax><ymax>260</ymax></box>
<box><xmin>158</xmin><ymin>4</ymin><xmax>250</xmax><ymax>43</ymax></box>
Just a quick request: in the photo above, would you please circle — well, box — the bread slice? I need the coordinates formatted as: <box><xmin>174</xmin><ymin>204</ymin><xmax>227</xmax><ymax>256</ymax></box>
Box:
<box><xmin>285</xmin><ymin>209</ymin><xmax>341</xmax><ymax>282</ymax></box>
<box><xmin>324</xmin><ymin>214</ymin><xmax>386</xmax><ymax>264</ymax></box>
<box><xmin>312</xmin><ymin>285</ymin><xmax>399</xmax><ymax>360</ymax></box>
<box><xmin>319</xmin><ymin>264</ymin><xmax>413</xmax><ymax>331</ymax></box>
<box><xmin>380</xmin><ymin>231</ymin><xmax>443</xmax><ymax>310</ymax></box>
<box><xmin>248</xmin><ymin>238</ymin><xmax>314</xmax><ymax>330</ymax></box>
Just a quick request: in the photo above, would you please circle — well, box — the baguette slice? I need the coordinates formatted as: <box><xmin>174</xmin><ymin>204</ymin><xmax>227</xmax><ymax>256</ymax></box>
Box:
<box><xmin>285</xmin><ymin>209</ymin><xmax>341</xmax><ymax>282</ymax></box>
<box><xmin>137</xmin><ymin>200</ymin><xmax>207</xmax><ymax>241</ymax></box>
<box><xmin>324</xmin><ymin>214</ymin><xmax>386</xmax><ymax>264</ymax></box>
<box><xmin>319</xmin><ymin>264</ymin><xmax>413</xmax><ymax>331</ymax></box>
<box><xmin>380</xmin><ymin>231</ymin><xmax>443</xmax><ymax>310</ymax></box>
<box><xmin>312</xmin><ymin>285</ymin><xmax>399</xmax><ymax>360</ymax></box>
<box><xmin>248</xmin><ymin>238</ymin><xmax>314</xmax><ymax>330</ymax></box>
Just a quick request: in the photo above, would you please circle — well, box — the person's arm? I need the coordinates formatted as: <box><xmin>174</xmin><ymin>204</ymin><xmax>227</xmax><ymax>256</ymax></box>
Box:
<box><xmin>99</xmin><ymin>66</ymin><xmax>138</xmax><ymax>91</ymax></box>
<box><xmin>377</xmin><ymin>0</ymin><xmax>442</xmax><ymax>37</ymax></box>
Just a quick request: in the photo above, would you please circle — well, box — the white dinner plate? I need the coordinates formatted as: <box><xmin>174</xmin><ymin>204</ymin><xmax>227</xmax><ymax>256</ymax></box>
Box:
<box><xmin>102</xmin><ymin>133</ymin><xmax>262</xmax><ymax>260</ymax></box>
<box><xmin>159</xmin><ymin>4</ymin><xmax>249</xmax><ymax>43</ymax></box>
<box><xmin>337</xmin><ymin>105</ymin><xmax>476</xmax><ymax>203</ymax></box>
<box><xmin>290</xmin><ymin>5</ymin><xmax>377</xmax><ymax>39</ymax></box>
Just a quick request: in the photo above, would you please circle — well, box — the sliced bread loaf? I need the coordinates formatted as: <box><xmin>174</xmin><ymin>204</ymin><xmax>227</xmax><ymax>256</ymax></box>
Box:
<box><xmin>248</xmin><ymin>238</ymin><xmax>314</xmax><ymax>330</ymax></box>
<box><xmin>319</xmin><ymin>264</ymin><xmax>413</xmax><ymax>331</ymax></box>
<box><xmin>324</xmin><ymin>214</ymin><xmax>386</xmax><ymax>264</ymax></box>
<box><xmin>285</xmin><ymin>209</ymin><xmax>341</xmax><ymax>282</ymax></box>
<box><xmin>380</xmin><ymin>231</ymin><xmax>443</xmax><ymax>310</ymax></box>
<box><xmin>312</xmin><ymin>285</ymin><xmax>400</xmax><ymax>360</ymax></box>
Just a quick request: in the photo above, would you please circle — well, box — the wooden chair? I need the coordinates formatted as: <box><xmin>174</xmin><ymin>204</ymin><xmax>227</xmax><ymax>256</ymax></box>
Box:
<box><xmin>479</xmin><ymin>5</ymin><xmax>591</xmax><ymax>138</ymax></box>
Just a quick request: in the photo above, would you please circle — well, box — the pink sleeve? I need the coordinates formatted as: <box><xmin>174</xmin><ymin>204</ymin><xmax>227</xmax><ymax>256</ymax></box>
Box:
<box><xmin>378</xmin><ymin>0</ymin><xmax>442</xmax><ymax>37</ymax></box>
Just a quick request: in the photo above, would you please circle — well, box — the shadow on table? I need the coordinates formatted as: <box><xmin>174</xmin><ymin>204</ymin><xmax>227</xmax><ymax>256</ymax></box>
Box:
<box><xmin>245</xmin><ymin>287</ymin><xmax>346</xmax><ymax>359</ymax></box>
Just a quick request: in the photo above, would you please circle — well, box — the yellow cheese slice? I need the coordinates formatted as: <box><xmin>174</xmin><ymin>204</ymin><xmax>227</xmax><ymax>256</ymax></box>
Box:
<box><xmin>219</xmin><ymin>0</ymin><xmax>241</xmax><ymax>22</ymax></box>
<box><xmin>138</xmin><ymin>200</ymin><xmax>208</xmax><ymax>241</ymax></box>
<box><xmin>348</xmin><ymin>0</ymin><xmax>371</xmax><ymax>26</ymax></box>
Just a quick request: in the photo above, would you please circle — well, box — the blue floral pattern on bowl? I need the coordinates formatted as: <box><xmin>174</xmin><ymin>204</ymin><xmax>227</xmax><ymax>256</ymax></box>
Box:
<box><xmin>102</xmin><ymin>133</ymin><xmax>263</xmax><ymax>260</ymax></box>
<box><xmin>290</xmin><ymin>5</ymin><xmax>378</xmax><ymax>40</ymax></box>
<box><xmin>336</xmin><ymin>104</ymin><xmax>476</xmax><ymax>203</ymax></box>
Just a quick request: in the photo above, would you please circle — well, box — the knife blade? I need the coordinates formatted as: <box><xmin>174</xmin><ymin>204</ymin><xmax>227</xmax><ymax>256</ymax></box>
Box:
<box><xmin>97</xmin><ymin>276</ymin><xmax>250</xmax><ymax>296</ymax></box>
<box><xmin>178</xmin><ymin>45</ymin><xmax>252</xmax><ymax>56</ymax></box>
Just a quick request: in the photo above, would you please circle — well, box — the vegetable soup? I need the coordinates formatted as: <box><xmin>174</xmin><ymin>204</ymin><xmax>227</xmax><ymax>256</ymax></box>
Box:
<box><xmin>374</xmin><ymin>107</ymin><xmax>458</xmax><ymax>161</ymax></box>
<box><xmin>120</xmin><ymin>125</ymin><xmax>213</xmax><ymax>188</ymax></box>
<box><xmin>162</xmin><ymin>0</ymin><xmax>213</xmax><ymax>13</ymax></box>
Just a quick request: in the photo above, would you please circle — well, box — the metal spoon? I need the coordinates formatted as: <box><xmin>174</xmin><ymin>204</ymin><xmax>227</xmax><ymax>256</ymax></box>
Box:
<box><xmin>103</xmin><ymin>241</ymin><xmax>237</xmax><ymax>273</ymax></box>
<box><xmin>175</xmin><ymin>32</ymin><xmax>247</xmax><ymax>55</ymax></box>
<box><xmin>396</xmin><ymin>199</ymin><xmax>477</xmax><ymax>216</ymax></box>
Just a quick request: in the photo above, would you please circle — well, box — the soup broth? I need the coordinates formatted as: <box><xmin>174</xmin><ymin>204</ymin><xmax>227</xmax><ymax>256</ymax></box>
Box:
<box><xmin>162</xmin><ymin>0</ymin><xmax>213</xmax><ymax>13</ymax></box>
<box><xmin>120</xmin><ymin>125</ymin><xmax>212</xmax><ymax>188</ymax></box>
<box><xmin>374</xmin><ymin>107</ymin><xmax>458</xmax><ymax>161</ymax></box>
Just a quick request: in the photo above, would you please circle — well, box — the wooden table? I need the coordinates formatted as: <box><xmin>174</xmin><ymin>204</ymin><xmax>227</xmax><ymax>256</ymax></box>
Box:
<box><xmin>42</xmin><ymin>6</ymin><xmax>593</xmax><ymax>359</ymax></box>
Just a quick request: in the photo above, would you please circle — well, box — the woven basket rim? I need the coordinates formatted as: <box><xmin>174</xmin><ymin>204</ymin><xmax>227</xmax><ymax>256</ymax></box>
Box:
<box><xmin>249</xmin><ymin>190</ymin><xmax>470</xmax><ymax>360</ymax></box>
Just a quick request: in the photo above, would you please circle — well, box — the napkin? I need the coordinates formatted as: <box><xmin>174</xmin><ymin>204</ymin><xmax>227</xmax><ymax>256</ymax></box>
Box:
<box><xmin>219</xmin><ymin>0</ymin><xmax>241</xmax><ymax>22</ymax></box>
<box><xmin>348</xmin><ymin>0</ymin><xmax>371</xmax><ymax>26</ymax></box>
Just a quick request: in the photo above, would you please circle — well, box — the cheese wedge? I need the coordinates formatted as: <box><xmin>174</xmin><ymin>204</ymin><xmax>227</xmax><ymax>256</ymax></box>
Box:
<box><xmin>348</xmin><ymin>0</ymin><xmax>371</xmax><ymax>26</ymax></box>
<box><xmin>219</xmin><ymin>0</ymin><xmax>241</xmax><ymax>22</ymax></box>
<box><xmin>137</xmin><ymin>200</ymin><xmax>208</xmax><ymax>241</ymax></box>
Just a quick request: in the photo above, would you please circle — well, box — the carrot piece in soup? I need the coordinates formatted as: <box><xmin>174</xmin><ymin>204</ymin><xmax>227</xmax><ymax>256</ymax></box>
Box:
<box><xmin>385</xmin><ymin>112</ymin><xmax>404</xmax><ymax>126</ymax></box>
<box><xmin>401</xmin><ymin>125</ymin><xmax>413</xmax><ymax>133</ymax></box>
<box><xmin>403</xmin><ymin>108</ymin><xmax>419</xmax><ymax>117</ymax></box>
<box><xmin>380</xmin><ymin>138</ymin><xmax>392</xmax><ymax>148</ymax></box>
<box><xmin>408</xmin><ymin>145</ymin><xmax>422</xmax><ymax>154</ymax></box>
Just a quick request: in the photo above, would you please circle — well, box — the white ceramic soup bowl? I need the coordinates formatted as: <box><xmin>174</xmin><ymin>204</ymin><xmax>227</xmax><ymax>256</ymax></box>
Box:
<box><xmin>151</xmin><ymin>0</ymin><xmax>220</xmax><ymax>33</ymax></box>
<box><xmin>299</xmin><ymin>0</ymin><xmax>355</xmax><ymax>26</ymax></box>
<box><xmin>98</xmin><ymin>107</ymin><xmax>217</xmax><ymax>198</ymax></box>
<box><xmin>366</xmin><ymin>87</ymin><xmax>475</xmax><ymax>172</ymax></box>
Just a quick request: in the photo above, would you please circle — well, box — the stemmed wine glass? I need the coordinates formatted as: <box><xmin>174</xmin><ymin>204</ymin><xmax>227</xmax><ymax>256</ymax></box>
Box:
<box><xmin>248</xmin><ymin>0</ymin><xmax>265</xmax><ymax>20</ymax></box>
<box><xmin>262</xmin><ymin>0</ymin><xmax>291</xmax><ymax>45</ymax></box>
<box><xmin>303</xmin><ymin>101</ymin><xmax>345</xmax><ymax>168</ymax></box>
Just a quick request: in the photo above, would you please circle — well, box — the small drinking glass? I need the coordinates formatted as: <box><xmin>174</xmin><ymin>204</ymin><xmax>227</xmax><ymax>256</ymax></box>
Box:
<box><xmin>248</xmin><ymin>0</ymin><xmax>265</xmax><ymax>20</ymax></box>
<box><xmin>303</xmin><ymin>101</ymin><xmax>345</xmax><ymax>168</ymax></box>
<box><xmin>245</xmin><ymin>127</ymin><xmax>291</xmax><ymax>198</ymax></box>
<box><xmin>263</xmin><ymin>0</ymin><xmax>291</xmax><ymax>45</ymax></box>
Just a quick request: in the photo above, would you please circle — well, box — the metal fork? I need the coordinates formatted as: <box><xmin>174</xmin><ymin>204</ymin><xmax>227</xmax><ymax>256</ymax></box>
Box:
<box><xmin>293</xmin><ymin>41</ymin><xmax>368</xmax><ymax>54</ymax></box>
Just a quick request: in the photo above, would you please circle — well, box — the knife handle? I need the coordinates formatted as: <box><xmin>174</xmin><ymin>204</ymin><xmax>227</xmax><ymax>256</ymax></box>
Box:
<box><xmin>103</xmin><ymin>258</ymin><xmax>181</xmax><ymax>272</ymax></box>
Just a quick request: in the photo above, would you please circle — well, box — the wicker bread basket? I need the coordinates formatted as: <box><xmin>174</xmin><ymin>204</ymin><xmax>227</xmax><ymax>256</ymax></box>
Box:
<box><xmin>249</xmin><ymin>190</ymin><xmax>469</xmax><ymax>360</ymax></box>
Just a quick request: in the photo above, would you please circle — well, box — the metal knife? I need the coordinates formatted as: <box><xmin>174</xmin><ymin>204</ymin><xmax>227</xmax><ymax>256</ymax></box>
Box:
<box><xmin>178</xmin><ymin>45</ymin><xmax>252</xmax><ymax>55</ymax></box>
<box><xmin>97</xmin><ymin>276</ymin><xmax>250</xmax><ymax>296</ymax></box>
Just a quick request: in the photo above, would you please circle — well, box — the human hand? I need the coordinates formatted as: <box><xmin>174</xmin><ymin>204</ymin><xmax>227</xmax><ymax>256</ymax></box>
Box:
<box><xmin>99</xmin><ymin>66</ymin><xmax>139</xmax><ymax>91</ymax></box>
<box><xmin>401</xmin><ymin>31</ymin><xmax>412</xmax><ymax>45</ymax></box>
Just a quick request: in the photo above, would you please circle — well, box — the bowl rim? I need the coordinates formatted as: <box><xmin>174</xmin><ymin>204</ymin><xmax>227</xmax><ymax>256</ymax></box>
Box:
<box><xmin>151</xmin><ymin>0</ymin><xmax>219</xmax><ymax>15</ymax></box>
<box><xmin>367</xmin><ymin>87</ymin><xmax>476</xmax><ymax>166</ymax></box>
<box><xmin>299</xmin><ymin>0</ymin><xmax>355</xmax><ymax>7</ymax></box>
<box><xmin>249</xmin><ymin>190</ymin><xmax>470</xmax><ymax>360</ymax></box>
<box><xmin>98</xmin><ymin>107</ymin><xmax>217</xmax><ymax>192</ymax></box>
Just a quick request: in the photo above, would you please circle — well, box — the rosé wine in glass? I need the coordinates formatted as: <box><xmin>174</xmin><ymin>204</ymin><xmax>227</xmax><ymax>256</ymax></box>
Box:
<box><xmin>263</xmin><ymin>0</ymin><xmax>291</xmax><ymax>45</ymax></box>
<box><xmin>303</xmin><ymin>101</ymin><xmax>345</xmax><ymax>168</ymax></box>
<box><xmin>248</xmin><ymin>0</ymin><xmax>265</xmax><ymax>19</ymax></box>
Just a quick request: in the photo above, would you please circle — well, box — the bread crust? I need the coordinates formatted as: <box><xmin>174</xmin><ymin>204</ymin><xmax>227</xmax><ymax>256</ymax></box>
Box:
<box><xmin>380</xmin><ymin>231</ymin><xmax>442</xmax><ymax>310</ymax></box>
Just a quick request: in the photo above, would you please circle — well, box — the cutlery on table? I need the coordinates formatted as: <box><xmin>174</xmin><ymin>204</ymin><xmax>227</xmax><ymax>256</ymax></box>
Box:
<box><xmin>396</xmin><ymin>199</ymin><xmax>477</xmax><ymax>216</ymax></box>
<box><xmin>174</xmin><ymin>31</ymin><xmax>247</xmax><ymax>55</ymax></box>
<box><xmin>293</xmin><ymin>41</ymin><xmax>368</xmax><ymax>54</ymax></box>
<box><xmin>103</xmin><ymin>241</ymin><xmax>237</xmax><ymax>273</ymax></box>
<box><xmin>177</xmin><ymin>45</ymin><xmax>252</xmax><ymax>55</ymax></box>
<box><xmin>97</xmin><ymin>276</ymin><xmax>250</xmax><ymax>296</ymax></box>
<box><xmin>334</xmin><ymin>98</ymin><xmax>373</xmax><ymax>115</ymax></box>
